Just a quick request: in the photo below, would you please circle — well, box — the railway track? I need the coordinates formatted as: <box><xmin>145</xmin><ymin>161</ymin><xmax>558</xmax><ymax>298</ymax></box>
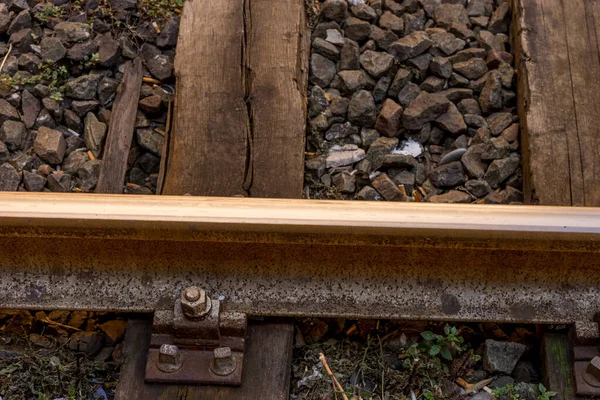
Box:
<box><xmin>2</xmin><ymin>0</ymin><xmax>600</xmax><ymax>398</ymax></box>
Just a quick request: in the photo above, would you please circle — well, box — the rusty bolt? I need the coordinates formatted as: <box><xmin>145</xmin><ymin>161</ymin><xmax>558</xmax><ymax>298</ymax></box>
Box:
<box><xmin>209</xmin><ymin>347</ymin><xmax>237</xmax><ymax>376</ymax></box>
<box><xmin>157</xmin><ymin>344</ymin><xmax>183</xmax><ymax>373</ymax></box>
<box><xmin>180</xmin><ymin>285</ymin><xmax>211</xmax><ymax>319</ymax></box>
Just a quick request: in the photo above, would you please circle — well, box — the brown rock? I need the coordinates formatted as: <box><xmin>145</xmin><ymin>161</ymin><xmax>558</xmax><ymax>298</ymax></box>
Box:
<box><xmin>403</xmin><ymin>92</ymin><xmax>450</xmax><ymax>130</ymax></box>
<box><xmin>99</xmin><ymin>320</ymin><xmax>128</xmax><ymax>344</ymax></box>
<box><xmin>21</xmin><ymin>89</ymin><xmax>40</xmax><ymax>129</ymax></box>
<box><xmin>453</xmin><ymin>57</ymin><xmax>488</xmax><ymax>79</ymax></box>
<box><xmin>434</xmin><ymin>102</ymin><xmax>467</xmax><ymax>135</ymax></box>
<box><xmin>34</xmin><ymin>126</ymin><xmax>67</xmax><ymax>164</ymax></box>
<box><xmin>69</xmin><ymin>331</ymin><xmax>104</xmax><ymax>355</ymax></box>
<box><xmin>139</xmin><ymin>95</ymin><xmax>163</xmax><ymax>113</ymax></box>
<box><xmin>375</xmin><ymin>99</ymin><xmax>402</xmax><ymax>137</ymax></box>
<box><xmin>433</xmin><ymin>4</ymin><xmax>470</xmax><ymax>27</ymax></box>
<box><xmin>429</xmin><ymin>190</ymin><xmax>472</xmax><ymax>203</ymax></box>
<box><xmin>371</xmin><ymin>173</ymin><xmax>407</xmax><ymax>201</ymax></box>
<box><xmin>390</xmin><ymin>31</ymin><xmax>433</xmax><ymax>61</ymax></box>
<box><xmin>479</xmin><ymin>70</ymin><xmax>503</xmax><ymax>113</ymax></box>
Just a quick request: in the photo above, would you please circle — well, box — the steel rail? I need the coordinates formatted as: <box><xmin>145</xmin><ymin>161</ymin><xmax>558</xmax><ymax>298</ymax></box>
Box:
<box><xmin>0</xmin><ymin>193</ymin><xmax>599</xmax><ymax>323</ymax></box>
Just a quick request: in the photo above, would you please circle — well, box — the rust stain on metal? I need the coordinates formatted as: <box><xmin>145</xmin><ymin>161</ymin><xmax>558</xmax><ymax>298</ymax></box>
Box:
<box><xmin>0</xmin><ymin>193</ymin><xmax>599</xmax><ymax>323</ymax></box>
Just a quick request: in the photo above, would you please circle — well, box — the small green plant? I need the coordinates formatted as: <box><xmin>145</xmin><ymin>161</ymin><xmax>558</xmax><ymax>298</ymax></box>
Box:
<box><xmin>139</xmin><ymin>0</ymin><xmax>184</xmax><ymax>20</ymax></box>
<box><xmin>0</xmin><ymin>63</ymin><xmax>69</xmax><ymax>95</ymax></box>
<box><xmin>537</xmin><ymin>383</ymin><xmax>557</xmax><ymax>400</ymax></box>
<box><xmin>492</xmin><ymin>384</ymin><xmax>520</xmax><ymax>400</ymax></box>
<box><xmin>34</xmin><ymin>2</ymin><xmax>64</xmax><ymax>22</ymax></box>
<box><xmin>420</xmin><ymin>325</ymin><xmax>466</xmax><ymax>360</ymax></box>
<box><xmin>81</xmin><ymin>52</ymin><xmax>101</xmax><ymax>70</ymax></box>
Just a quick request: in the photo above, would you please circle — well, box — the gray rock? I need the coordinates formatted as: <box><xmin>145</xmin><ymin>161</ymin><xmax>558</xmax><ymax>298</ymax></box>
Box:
<box><xmin>361</xmin><ymin>128</ymin><xmax>379</xmax><ymax>148</ymax></box>
<box><xmin>457</xmin><ymin>99</ymin><xmax>480</xmax><ymax>116</ymax></box>
<box><xmin>420</xmin><ymin>75</ymin><xmax>445</xmax><ymax>92</ymax></box>
<box><xmin>98</xmin><ymin>77</ymin><xmax>119</xmax><ymax>106</ymax></box>
<box><xmin>469</xmin><ymin>392</ymin><xmax>493</xmax><ymax>400</ymax></box>
<box><xmin>483</xmin><ymin>339</ymin><xmax>527</xmax><ymax>375</ymax></box>
<box><xmin>0</xmin><ymin>163</ymin><xmax>20</xmax><ymax>191</ymax></box>
<box><xmin>312</xmin><ymin>37</ymin><xmax>339</xmax><ymax>61</ymax></box>
<box><xmin>403</xmin><ymin>92</ymin><xmax>450</xmax><ymax>130</ymax></box>
<box><xmin>433</xmin><ymin>3</ymin><xmax>470</xmax><ymax>27</ymax></box>
<box><xmin>482</xmin><ymin>137</ymin><xmax>510</xmax><ymax>160</ymax></box>
<box><xmin>382</xmin><ymin>153</ymin><xmax>417</xmax><ymax>168</ymax></box>
<box><xmin>479</xmin><ymin>70</ymin><xmax>503</xmax><ymax>113</ymax></box>
<box><xmin>7</xmin><ymin>10</ymin><xmax>30</xmax><ymax>36</ymax></box>
<box><xmin>72</xmin><ymin>100</ymin><xmax>99</xmax><ymax>117</ymax></box>
<box><xmin>390</xmin><ymin>31</ymin><xmax>432</xmax><ymax>61</ymax></box>
<box><xmin>357</xmin><ymin>185</ymin><xmax>382</xmax><ymax>200</ymax></box>
<box><xmin>406</xmin><ymin>53</ymin><xmax>432</xmax><ymax>76</ymax></box>
<box><xmin>397</xmin><ymin>82</ymin><xmax>421</xmax><ymax>108</ymax></box>
<box><xmin>348</xmin><ymin>90</ymin><xmax>377</xmax><ymax>127</ymax></box>
<box><xmin>9</xmin><ymin>28</ymin><xmax>34</xmax><ymax>54</ymax></box>
<box><xmin>344</xmin><ymin>16</ymin><xmax>371</xmax><ymax>41</ymax></box>
<box><xmin>77</xmin><ymin>159</ymin><xmax>101</xmax><ymax>191</ymax></box>
<box><xmin>34</xmin><ymin>126</ymin><xmax>67</xmax><ymax>164</ymax></box>
<box><xmin>0</xmin><ymin>4</ymin><xmax>12</xmax><ymax>34</ymax></box>
<box><xmin>484</xmin><ymin>155</ymin><xmax>520</xmax><ymax>189</ymax></box>
<box><xmin>96</xmin><ymin>34</ymin><xmax>121</xmax><ymax>67</ymax></box>
<box><xmin>388</xmin><ymin>68</ymin><xmax>412</xmax><ymax>98</ymax></box>
<box><xmin>486</xmin><ymin>49</ymin><xmax>513</xmax><ymax>69</ymax></box>
<box><xmin>429</xmin><ymin>161</ymin><xmax>466</xmax><ymax>187</ymax></box>
<box><xmin>0</xmin><ymin>99</ymin><xmax>20</xmax><ymax>125</ymax></box>
<box><xmin>21</xmin><ymin>90</ymin><xmax>41</xmax><ymax>129</ymax></box>
<box><xmin>359</xmin><ymin>50</ymin><xmax>394</xmax><ymax>78</ymax></box>
<box><xmin>325</xmin><ymin>147</ymin><xmax>366</xmax><ymax>167</ymax></box>
<box><xmin>310</xmin><ymin>53</ymin><xmax>337</xmax><ymax>87</ymax></box>
<box><xmin>322</xmin><ymin>0</ymin><xmax>348</xmax><ymax>21</ymax></box>
<box><xmin>156</xmin><ymin>17</ymin><xmax>179</xmax><ymax>47</ymax></box>
<box><xmin>465</xmin><ymin>179</ymin><xmax>491</xmax><ymax>197</ymax></box>
<box><xmin>17</xmin><ymin>52</ymin><xmax>41</xmax><ymax>74</ymax></box>
<box><xmin>47</xmin><ymin>172</ymin><xmax>72</xmax><ymax>192</ymax></box>
<box><xmin>63</xmin><ymin>110</ymin><xmax>82</xmax><ymax>132</ymax></box>
<box><xmin>84</xmin><ymin>112</ymin><xmax>107</xmax><ymax>158</ymax></box>
<box><xmin>332</xmin><ymin>171</ymin><xmax>356</xmax><ymax>193</ymax></box>
<box><xmin>450</xmin><ymin>47</ymin><xmax>487</xmax><ymax>64</ymax></box>
<box><xmin>466</xmin><ymin>0</ymin><xmax>493</xmax><ymax>17</ymax></box>
<box><xmin>1</xmin><ymin>120</ymin><xmax>27</xmax><ymax>152</ymax></box>
<box><xmin>141</xmin><ymin>43</ymin><xmax>173</xmax><ymax>80</ymax></box>
<box><xmin>350</xmin><ymin>3</ymin><xmax>377</xmax><ymax>22</ymax></box>
<box><xmin>366</xmin><ymin>136</ymin><xmax>399</xmax><ymax>170</ymax></box>
<box><xmin>35</xmin><ymin>108</ymin><xmax>56</xmax><ymax>129</ymax></box>
<box><xmin>373</xmin><ymin>75</ymin><xmax>392</xmax><ymax>103</ymax></box>
<box><xmin>136</xmin><ymin>128</ymin><xmax>164</xmax><ymax>155</ymax></box>
<box><xmin>55</xmin><ymin>22</ymin><xmax>91</xmax><ymax>43</ymax></box>
<box><xmin>369</xmin><ymin>25</ymin><xmax>398</xmax><ymax>52</ymax></box>
<box><xmin>0</xmin><ymin>141</ymin><xmax>9</xmax><ymax>164</ymax></box>
<box><xmin>65</xmin><ymin>74</ymin><xmax>101</xmax><ymax>100</ymax></box>
<box><xmin>490</xmin><ymin>375</ymin><xmax>515</xmax><ymax>388</ymax></box>
<box><xmin>340</xmin><ymin>39</ymin><xmax>360</xmax><ymax>70</ymax></box>
<box><xmin>430</xmin><ymin>56</ymin><xmax>452</xmax><ymax>78</ymax></box>
<box><xmin>486</xmin><ymin>112</ymin><xmax>513</xmax><ymax>136</ymax></box>
<box><xmin>119</xmin><ymin>36</ymin><xmax>137</xmax><ymax>58</ymax></box>
<box><xmin>429</xmin><ymin>29</ymin><xmax>465</xmax><ymax>56</ymax></box>
<box><xmin>68</xmin><ymin>331</ymin><xmax>104</xmax><ymax>355</ymax></box>
<box><xmin>512</xmin><ymin>361</ymin><xmax>538</xmax><ymax>383</ymax></box>
<box><xmin>308</xmin><ymin>86</ymin><xmax>329</xmax><ymax>118</ymax></box>
<box><xmin>488</xmin><ymin>2</ymin><xmax>509</xmax><ymax>34</ymax></box>
<box><xmin>66</xmin><ymin>40</ymin><xmax>97</xmax><ymax>61</ymax></box>
<box><xmin>40</xmin><ymin>37</ymin><xmax>66</xmax><ymax>63</ymax></box>
<box><xmin>461</xmin><ymin>143</ymin><xmax>487</xmax><ymax>178</ymax></box>
<box><xmin>372</xmin><ymin>173</ymin><xmax>406</xmax><ymax>201</ymax></box>
<box><xmin>62</xmin><ymin>150</ymin><xmax>89</xmax><ymax>173</ymax></box>
<box><xmin>325</xmin><ymin>122</ymin><xmax>359</xmax><ymax>140</ymax></box>
<box><xmin>434</xmin><ymin>102</ymin><xmax>466</xmax><ymax>135</ymax></box>
<box><xmin>22</xmin><ymin>170</ymin><xmax>46</xmax><ymax>191</ymax></box>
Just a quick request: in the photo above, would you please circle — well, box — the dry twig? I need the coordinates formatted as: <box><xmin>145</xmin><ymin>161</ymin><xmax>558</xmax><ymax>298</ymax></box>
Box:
<box><xmin>39</xmin><ymin>317</ymin><xmax>81</xmax><ymax>332</ymax></box>
<box><xmin>319</xmin><ymin>353</ymin><xmax>350</xmax><ymax>400</ymax></box>
<box><xmin>0</xmin><ymin>44</ymin><xmax>13</xmax><ymax>75</ymax></box>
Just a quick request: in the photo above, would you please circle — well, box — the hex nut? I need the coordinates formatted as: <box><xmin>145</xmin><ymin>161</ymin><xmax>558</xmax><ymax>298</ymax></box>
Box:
<box><xmin>157</xmin><ymin>344</ymin><xmax>183</xmax><ymax>373</ymax></box>
<box><xmin>180</xmin><ymin>286</ymin><xmax>211</xmax><ymax>319</ymax></box>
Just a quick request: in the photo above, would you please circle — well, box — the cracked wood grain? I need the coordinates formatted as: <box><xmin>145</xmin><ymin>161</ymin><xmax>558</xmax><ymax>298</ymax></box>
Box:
<box><xmin>161</xmin><ymin>0</ymin><xmax>308</xmax><ymax>198</ymax></box>
<box><xmin>96</xmin><ymin>58</ymin><xmax>143</xmax><ymax>194</ymax></box>
<box><xmin>516</xmin><ymin>0</ymin><xmax>600</xmax><ymax>206</ymax></box>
